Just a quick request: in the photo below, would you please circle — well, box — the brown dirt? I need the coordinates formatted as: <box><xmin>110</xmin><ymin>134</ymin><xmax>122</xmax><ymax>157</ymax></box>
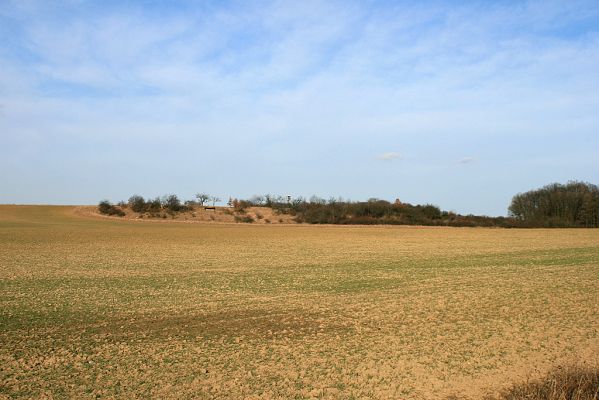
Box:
<box><xmin>1</xmin><ymin>205</ymin><xmax>598</xmax><ymax>399</ymax></box>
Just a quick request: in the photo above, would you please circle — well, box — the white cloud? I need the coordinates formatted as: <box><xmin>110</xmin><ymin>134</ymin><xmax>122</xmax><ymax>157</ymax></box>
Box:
<box><xmin>457</xmin><ymin>157</ymin><xmax>476</xmax><ymax>164</ymax></box>
<box><xmin>377</xmin><ymin>152</ymin><xmax>401</xmax><ymax>161</ymax></box>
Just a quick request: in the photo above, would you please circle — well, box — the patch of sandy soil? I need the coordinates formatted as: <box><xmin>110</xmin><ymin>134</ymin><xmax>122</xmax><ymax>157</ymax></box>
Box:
<box><xmin>73</xmin><ymin>205</ymin><xmax>297</xmax><ymax>225</ymax></box>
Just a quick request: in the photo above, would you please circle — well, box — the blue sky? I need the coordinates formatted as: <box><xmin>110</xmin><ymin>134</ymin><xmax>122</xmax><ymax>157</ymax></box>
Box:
<box><xmin>1</xmin><ymin>0</ymin><xmax>599</xmax><ymax>216</ymax></box>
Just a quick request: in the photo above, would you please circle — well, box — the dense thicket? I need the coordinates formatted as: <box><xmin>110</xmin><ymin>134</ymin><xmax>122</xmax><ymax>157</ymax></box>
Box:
<box><xmin>508</xmin><ymin>181</ymin><xmax>599</xmax><ymax>227</ymax></box>
<box><xmin>239</xmin><ymin>195</ymin><xmax>516</xmax><ymax>227</ymax></box>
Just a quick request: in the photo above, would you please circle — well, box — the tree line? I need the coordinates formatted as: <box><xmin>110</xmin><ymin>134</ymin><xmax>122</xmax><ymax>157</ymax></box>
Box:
<box><xmin>97</xmin><ymin>181</ymin><xmax>599</xmax><ymax>227</ymax></box>
<box><xmin>508</xmin><ymin>181</ymin><xmax>599</xmax><ymax>227</ymax></box>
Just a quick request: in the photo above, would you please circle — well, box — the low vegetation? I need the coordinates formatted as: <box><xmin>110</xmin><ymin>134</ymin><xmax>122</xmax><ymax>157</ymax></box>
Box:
<box><xmin>99</xmin><ymin>181</ymin><xmax>599</xmax><ymax>228</ymax></box>
<box><xmin>241</xmin><ymin>195</ymin><xmax>516</xmax><ymax>226</ymax></box>
<box><xmin>490</xmin><ymin>365</ymin><xmax>599</xmax><ymax>400</ymax></box>
<box><xmin>234</xmin><ymin>215</ymin><xmax>255</xmax><ymax>223</ymax></box>
<box><xmin>97</xmin><ymin>200</ymin><xmax>125</xmax><ymax>216</ymax></box>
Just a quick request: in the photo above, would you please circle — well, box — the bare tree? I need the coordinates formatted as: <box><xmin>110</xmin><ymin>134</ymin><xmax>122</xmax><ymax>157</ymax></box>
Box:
<box><xmin>210</xmin><ymin>196</ymin><xmax>221</xmax><ymax>206</ymax></box>
<box><xmin>195</xmin><ymin>193</ymin><xmax>210</xmax><ymax>206</ymax></box>
<box><xmin>508</xmin><ymin>181</ymin><xmax>599</xmax><ymax>227</ymax></box>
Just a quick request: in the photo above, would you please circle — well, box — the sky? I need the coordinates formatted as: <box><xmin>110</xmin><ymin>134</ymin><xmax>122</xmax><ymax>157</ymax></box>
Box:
<box><xmin>1</xmin><ymin>0</ymin><xmax>599</xmax><ymax>216</ymax></box>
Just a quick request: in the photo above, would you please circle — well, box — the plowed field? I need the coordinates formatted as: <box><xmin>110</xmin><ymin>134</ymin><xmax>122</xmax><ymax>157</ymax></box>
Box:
<box><xmin>1</xmin><ymin>205</ymin><xmax>598</xmax><ymax>399</ymax></box>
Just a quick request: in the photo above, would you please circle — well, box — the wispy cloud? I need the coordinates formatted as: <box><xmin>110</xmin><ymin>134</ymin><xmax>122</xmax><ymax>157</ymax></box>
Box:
<box><xmin>377</xmin><ymin>152</ymin><xmax>401</xmax><ymax>161</ymax></box>
<box><xmin>457</xmin><ymin>157</ymin><xmax>476</xmax><ymax>164</ymax></box>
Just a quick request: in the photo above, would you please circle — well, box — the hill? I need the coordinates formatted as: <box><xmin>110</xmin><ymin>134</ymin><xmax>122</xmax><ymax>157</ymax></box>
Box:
<box><xmin>80</xmin><ymin>205</ymin><xmax>296</xmax><ymax>224</ymax></box>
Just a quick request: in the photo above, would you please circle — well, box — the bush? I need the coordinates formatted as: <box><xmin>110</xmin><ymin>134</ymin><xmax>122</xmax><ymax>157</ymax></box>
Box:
<box><xmin>232</xmin><ymin>199</ymin><xmax>251</xmax><ymax>213</ymax></box>
<box><xmin>234</xmin><ymin>215</ymin><xmax>255</xmax><ymax>223</ymax></box>
<box><xmin>128</xmin><ymin>195</ymin><xmax>146</xmax><ymax>213</ymax></box>
<box><xmin>162</xmin><ymin>194</ymin><xmax>187</xmax><ymax>212</ymax></box>
<box><xmin>98</xmin><ymin>200</ymin><xmax>112</xmax><ymax>214</ymax></box>
<box><xmin>489</xmin><ymin>365</ymin><xmax>599</xmax><ymax>400</ymax></box>
<box><xmin>146</xmin><ymin>197</ymin><xmax>161</xmax><ymax>213</ymax></box>
<box><xmin>98</xmin><ymin>200</ymin><xmax>125</xmax><ymax>217</ymax></box>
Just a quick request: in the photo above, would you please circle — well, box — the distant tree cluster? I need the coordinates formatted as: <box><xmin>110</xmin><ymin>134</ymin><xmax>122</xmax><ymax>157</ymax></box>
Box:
<box><xmin>126</xmin><ymin>194</ymin><xmax>193</xmax><ymax>214</ymax></box>
<box><xmin>508</xmin><ymin>181</ymin><xmax>599</xmax><ymax>227</ymax></box>
<box><xmin>98</xmin><ymin>193</ymin><xmax>210</xmax><ymax>217</ymax></box>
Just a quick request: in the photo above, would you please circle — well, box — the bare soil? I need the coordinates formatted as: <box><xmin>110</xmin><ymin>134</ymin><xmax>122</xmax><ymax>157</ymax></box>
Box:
<box><xmin>1</xmin><ymin>205</ymin><xmax>598</xmax><ymax>399</ymax></box>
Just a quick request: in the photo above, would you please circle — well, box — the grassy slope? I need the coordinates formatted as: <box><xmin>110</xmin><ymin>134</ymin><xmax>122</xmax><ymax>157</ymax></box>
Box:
<box><xmin>1</xmin><ymin>205</ymin><xmax>598</xmax><ymax>399</ymax></box>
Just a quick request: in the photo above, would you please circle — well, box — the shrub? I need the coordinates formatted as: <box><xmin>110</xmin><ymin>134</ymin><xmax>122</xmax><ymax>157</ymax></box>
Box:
<box><xmin>489</xmin><ymin>365</ymin><xmax>599</xmax><ymax>400</ymax></box>
<box><xmin>128</xmin><ymin>195</ymin><xmax>146</xmax><ymax>213</ymax></box>
<box><xmin>146</xmin><ymin>197</ymin><xmax>161</xmax><ymax>213</ymax></box>
<box><xmin>234</xmin><ymin>215</ymin><xmax>254</xmax><ymax>223</ymax></box>
<box><xmin>232</xmin><ymin>199</ymin><xmax>251</xmax><ymax>213</ymax></box>
<box><xmin>162</xmin><ymin>194</ymin><xmax>186</xmax><ymax>212</ymax></box>
<box><xmin>98</xmin><ymin>200</ymin><xmax>112</xmax><ymax>214</ymax></box>
<box><xmin>97</xmin><ymin>200</ymin><xmax>125</xmax><ymax>217</ymax></box>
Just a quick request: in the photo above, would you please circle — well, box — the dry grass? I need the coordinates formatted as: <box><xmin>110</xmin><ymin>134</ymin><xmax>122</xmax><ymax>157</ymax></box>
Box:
<box><xmin>1</xmin><ymin>205</ymin><xmax>598</xmax><ymax>399</ymax></box>
<box><xmin>490</xmin><ymin>365</ymin><xmax>599</xmax><ymax>400</ymax></box>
